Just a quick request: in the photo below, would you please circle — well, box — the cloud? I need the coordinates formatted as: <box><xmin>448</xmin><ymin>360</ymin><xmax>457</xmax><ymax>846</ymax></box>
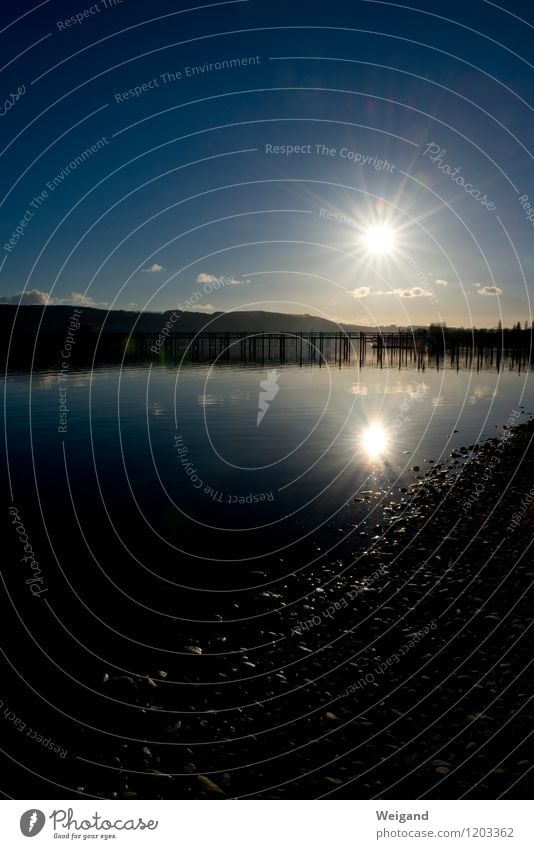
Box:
<box><xmin>143</xmin><ymin>263</ymin><xmax>164</xmax><ymax>273</ymax></box>
<box><xmin>65</xmin><ymin>292</ymin><xmax>104</xmax><ymax>307</ymax></box>
<box><xmin>186</xmin><ymin>304</ymin><xmax>216</xmax><ymax>313</ymax></box>
<box><xmin>349</xmin><ymin>286</ymin><xmax>371</xmax><ymax>299</ymax></box>
<box><xmin>434</xmin><ymin>279</ymin><xmax>448</xmax><ymax>286</ymax></box>
<box><xmin>0</xmin><ymin>290</ymin><xmax>106</xmax><ymax>307</ymax></box>
<box><xmin>393</xmin><ymin>287</ymin><xmax>432</xmax><ymax>298</ymax></box>
<box><xmin>478</xmin><ymin>285</ymin><xmax>503</xmax><ymax>296</ymax></box>
<box><xmin>0</xmin><ymin>289</ymin><xmax>51</xmax><ymax>305</ymax></box>
<box><xmin>375</xmin><ymin>287</ymin><xmax>431</xmax><ymax>298</ymax></box>
<box><xmin>196</xmin><ymin>272</ymin><xmax>247</xmax><ymax>285</ymax></box>
<box><xmin>404</xmin><ymin>287</ymin><xmax>431</xmax><ymax>297</ymax></box>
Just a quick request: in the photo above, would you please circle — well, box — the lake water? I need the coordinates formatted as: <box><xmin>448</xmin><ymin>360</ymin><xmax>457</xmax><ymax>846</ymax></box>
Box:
<box><xmin>4</xmin><ymin>361</ymin><xmax>531</xmax><ymax>593</ymax></box>
<box><xmin>2</xmin><ymin>358</ymin><xmax>533</xmax><ymax>802</ymax></box>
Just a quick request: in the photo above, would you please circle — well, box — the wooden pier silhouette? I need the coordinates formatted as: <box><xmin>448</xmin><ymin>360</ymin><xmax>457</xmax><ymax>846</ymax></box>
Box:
<box><xmin>131</xmin><ymin>329</ymin><xmax>533</xmax><ymax>372</ymax></box>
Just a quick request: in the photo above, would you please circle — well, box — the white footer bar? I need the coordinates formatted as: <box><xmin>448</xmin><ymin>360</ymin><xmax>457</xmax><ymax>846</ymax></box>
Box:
<box><xmin>3</xmin><ymin>800</ymin><xmax>531</xmax><ymax>848</ymax></box>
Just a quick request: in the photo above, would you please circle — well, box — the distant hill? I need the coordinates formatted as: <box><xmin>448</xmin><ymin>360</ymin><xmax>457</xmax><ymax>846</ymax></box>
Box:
<box><xmin>0</xmin><ymin>304</ymin><xmax>389</xmax><ymax>335</ymax></box>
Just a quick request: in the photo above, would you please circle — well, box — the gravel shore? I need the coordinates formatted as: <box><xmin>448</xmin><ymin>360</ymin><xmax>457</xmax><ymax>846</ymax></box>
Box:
<box><xmin>4</xmin><ymin>418</ymin><xmax>532</xmax><ymax>800</ymax></box>
<box><xmin>79</xmin><ymin>417</ymin><xmax>533</xmax><ymax>800</ymax></box>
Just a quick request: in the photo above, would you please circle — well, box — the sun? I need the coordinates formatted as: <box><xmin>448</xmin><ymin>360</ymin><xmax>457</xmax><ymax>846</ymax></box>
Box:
<box><xmin>362</xmin><ymin>224</ymin><xmax>396</xmax><ymax>255</ymax></box>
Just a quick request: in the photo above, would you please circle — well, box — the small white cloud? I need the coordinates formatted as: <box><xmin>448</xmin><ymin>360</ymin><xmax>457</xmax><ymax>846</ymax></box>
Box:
<box><xmin>349</xmin><ymin>286</ymin><xmax>371</xmax><ymax>299</ymax></box>
<box><xmin>187</xmin><ymin>304</ymin><xmax>216</xmax><ymax>313</ymax></box>
<box><xmin>0</xmin><ymin>289</ymin><xmax>50</xmax><ymax>305</ymax></box>
<box><xmin>434</xmin><ymin>279</ymin><xmax>448</xmax><ymax>286</ymax></box>
<box><xmin>196</xmin><ymin>272</ymin><xmax>246</xmax><ymax>285</ymax></box>
<box><xmin>478</xmin><ymin>285</ymin><xmax>503</xmax><ymax>296</ymax></box>
<box><xmin>66</xmin><ymin>292</ymin><xmax>104</xmax><ymax>307</ymax></box>
<box><xmin>0</xmin><ymin>290</ymin><xmax>105</xmax><ymax>307</ymax></box>
<box><xmin>143</xmin><ymin>263</ymin><xmax>164</xmax><ymax>273</ymax></box>
<box><xmin>384</xmin><ymin>287</ymin><xmax>432</xmax><ymax>298</ymax></box>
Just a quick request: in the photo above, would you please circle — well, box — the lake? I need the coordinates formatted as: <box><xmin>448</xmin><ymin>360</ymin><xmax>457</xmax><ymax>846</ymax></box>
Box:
<box><xmin>4</xmin><ymin>360</ymin><xmax>531</xmax><ymax>587</ymax></box>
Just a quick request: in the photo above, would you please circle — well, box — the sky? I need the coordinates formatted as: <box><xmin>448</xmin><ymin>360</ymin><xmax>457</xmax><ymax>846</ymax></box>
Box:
<box><xmin>0</xmin><ymin>0</ymin><xmax>532</xmax><ymax>327</ymax></box>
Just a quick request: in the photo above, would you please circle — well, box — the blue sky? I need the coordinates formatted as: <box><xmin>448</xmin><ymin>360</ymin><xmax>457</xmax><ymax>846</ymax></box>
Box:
<box><xmin>0</xmin><ymin>0</ymin><xmax>532</xmax><ymax>326</ymax></box>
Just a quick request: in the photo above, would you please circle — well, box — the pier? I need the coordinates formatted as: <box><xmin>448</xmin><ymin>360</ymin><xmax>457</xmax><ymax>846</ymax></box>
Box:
<box><xmin>130</xmin><ymin>329</ymin><xmax>533</xmax><ymax>372</ymax></box>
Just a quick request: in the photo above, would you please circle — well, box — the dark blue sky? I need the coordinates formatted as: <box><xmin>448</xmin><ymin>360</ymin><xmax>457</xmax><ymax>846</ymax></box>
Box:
<box><xmin>0</xmin><ymin>0</ymin><xmax>532</xmax><ymax>326</ymax></box>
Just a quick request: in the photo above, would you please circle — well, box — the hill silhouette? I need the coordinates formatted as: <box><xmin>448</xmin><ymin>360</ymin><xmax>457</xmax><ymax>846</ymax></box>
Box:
<box><xmin>0</xmin><ymin>304</ymin><xmax>384</xmax><ymax>336</ymax></box>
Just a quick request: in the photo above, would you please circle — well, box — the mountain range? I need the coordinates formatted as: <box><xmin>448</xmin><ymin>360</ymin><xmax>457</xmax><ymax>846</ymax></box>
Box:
<box><xmin>0</xmin><ymin>305</ymin><xmax>401</xmax><ymax>335</ymax></box>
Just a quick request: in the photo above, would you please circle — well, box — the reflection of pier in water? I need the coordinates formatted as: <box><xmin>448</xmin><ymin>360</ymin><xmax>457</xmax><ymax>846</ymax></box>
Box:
<box><xmin>132</xmin><ymin>330</ymin><xmax>532</xmax><ymax>372</ymax></box>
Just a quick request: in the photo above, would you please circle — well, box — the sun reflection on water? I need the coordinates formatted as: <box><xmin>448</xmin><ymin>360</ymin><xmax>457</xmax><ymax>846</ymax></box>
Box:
<box><xmin>360</xmin><ymin>422</ymin><xmax>389</xmax><ymax>460</ymax></box>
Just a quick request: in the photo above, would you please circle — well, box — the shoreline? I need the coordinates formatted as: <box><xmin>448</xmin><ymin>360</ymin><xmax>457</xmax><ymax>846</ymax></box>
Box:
<box><xmin>2</xmin><ymin>417</ymin><xmax>532</xmax><ymax>800</ymax></box>
<box><xmin>95</xmin><ymin>416</ymin><xmax>534</xmax><ymax>799</ymax></box>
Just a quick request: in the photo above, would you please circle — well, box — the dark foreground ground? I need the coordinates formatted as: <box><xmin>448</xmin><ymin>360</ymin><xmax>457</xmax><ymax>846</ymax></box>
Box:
<box><xmin>1</xmin><ymin>418</ymin><xmax>532</xmax><ymax>800</ymax></box>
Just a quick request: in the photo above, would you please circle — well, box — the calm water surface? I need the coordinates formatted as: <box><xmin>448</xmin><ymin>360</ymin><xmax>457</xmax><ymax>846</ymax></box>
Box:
<box><xmin>4</xmin><ymin>363</ymin><xmax>531</xmax><ymax>576</ymax></box>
